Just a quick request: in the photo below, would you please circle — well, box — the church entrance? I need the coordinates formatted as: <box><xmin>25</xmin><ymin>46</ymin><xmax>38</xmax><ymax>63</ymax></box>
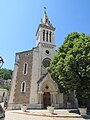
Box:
<box><xmin>43</xmin><ymin>92</ymin><xmax>51</xmax><ymax>109</ymax></box>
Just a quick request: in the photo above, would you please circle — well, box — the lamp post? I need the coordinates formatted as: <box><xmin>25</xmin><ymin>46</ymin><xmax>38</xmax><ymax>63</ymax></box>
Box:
<box><xmin>0</xmin><ymin>56</ymin><xmax>4</xmax><ymax>68</ymax></box>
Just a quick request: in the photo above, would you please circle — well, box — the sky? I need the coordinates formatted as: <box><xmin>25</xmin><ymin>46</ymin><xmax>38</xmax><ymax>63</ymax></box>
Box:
<box><xmin>0</xmin><ymin>0</ymin><xmax>90</xmax><ymax>70</ymax></box>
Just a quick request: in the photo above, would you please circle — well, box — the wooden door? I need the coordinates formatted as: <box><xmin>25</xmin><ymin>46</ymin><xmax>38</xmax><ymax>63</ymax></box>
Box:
<box><xmin>43</xmin><ymin>92</ymin><xmax>51</xmax><ymax>109</ymax></box>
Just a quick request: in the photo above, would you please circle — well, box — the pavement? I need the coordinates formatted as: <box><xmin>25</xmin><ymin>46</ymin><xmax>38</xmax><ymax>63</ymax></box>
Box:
<box><xmin>5</xmin><ymin>109</ymin><xmax>90</xmax><ymax>120</ymax></box>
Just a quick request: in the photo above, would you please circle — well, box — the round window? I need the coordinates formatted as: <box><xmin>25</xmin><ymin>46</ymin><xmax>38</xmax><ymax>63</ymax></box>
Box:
<box><xmin>42</xmin><ymin>58</ymin><xmax>51</xmax><ymax>68</ymax></box>
<box><xmin>46</xmin><ymin>50</ymin><xmax>49</xmax><ymax>54</ymax></box>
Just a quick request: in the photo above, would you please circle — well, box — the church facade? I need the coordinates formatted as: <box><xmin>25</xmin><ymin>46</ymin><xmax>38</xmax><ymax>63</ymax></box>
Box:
<box><xmin>8</xmin><ymin>10</ymin><xmax>77</xmax><ymax>109</ymax></box>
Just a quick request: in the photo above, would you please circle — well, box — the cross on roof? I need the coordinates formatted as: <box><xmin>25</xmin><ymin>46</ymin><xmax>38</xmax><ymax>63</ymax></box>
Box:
<box><xmin>44</xmin><ymin>7</ymin><xmax>46</xmax><ymax>11</ymax></box>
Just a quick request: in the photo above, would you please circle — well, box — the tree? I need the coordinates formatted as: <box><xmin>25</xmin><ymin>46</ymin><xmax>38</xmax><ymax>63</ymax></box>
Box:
<box><xmin>0</xmin><ymin>68</ymin><xmax>12</xmax><ymax>80</ymax></box>
<box><xmin>47</xmin><ymin>32</ymin><xmax>90</xmax><ymax>107</ymax></box>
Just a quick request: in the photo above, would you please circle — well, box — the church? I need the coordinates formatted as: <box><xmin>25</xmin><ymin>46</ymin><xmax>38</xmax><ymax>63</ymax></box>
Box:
<box><xmin>8</xmin><ymin>10</ymin><xmax>77</xmax><ymax>109</ymax></box>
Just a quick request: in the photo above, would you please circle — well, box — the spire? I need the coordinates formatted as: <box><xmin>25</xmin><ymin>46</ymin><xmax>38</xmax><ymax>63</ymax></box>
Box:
<box><xmin>40</xmin><ymin>8</ymin><xmax>54</xmax><ymax>28</ymax></box>
<box><xmin>36</xmin><ymin>8</ymin><xmax>55</xmax><ymax>37</ymax></box>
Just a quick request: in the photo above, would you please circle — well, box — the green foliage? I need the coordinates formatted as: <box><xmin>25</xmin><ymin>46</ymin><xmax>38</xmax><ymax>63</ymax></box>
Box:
<box><xmin>47</xmin><ymin>32</ymin><xmax>90</xmax><ymax>102</ymax></box>
<box><xmin>0</xmin><ymin>68</ymin><xmax>12</xmax><ymax>80</ymax></box>
<box><xmin>0</xmin><ymin>86</ymin><xmax>9</xmax><ymax>90</ymax></box>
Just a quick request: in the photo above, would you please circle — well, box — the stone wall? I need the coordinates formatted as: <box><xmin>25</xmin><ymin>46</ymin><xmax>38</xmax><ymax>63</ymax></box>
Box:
<box><xmin>13</xmin><ymin>50</ymin><xmax>33</xmax><ymax>104</ymax></box>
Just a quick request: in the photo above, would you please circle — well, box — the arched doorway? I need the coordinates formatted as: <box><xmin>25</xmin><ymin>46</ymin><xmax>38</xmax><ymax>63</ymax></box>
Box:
<box><xmin>43</xmin><ymin>92</ymin><xmax>51</xmax><ymax>109</ymax></box>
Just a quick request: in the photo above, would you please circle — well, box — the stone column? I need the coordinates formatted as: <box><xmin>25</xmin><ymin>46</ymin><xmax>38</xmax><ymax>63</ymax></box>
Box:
<box><xmin>38</xmin><ymin>94</ymin><xmax>40</xmax><ymax>104</ymax></box>
<box><xmin>50</xmin><ymin>93</ymin><xmax>53</xmax><ymax>105</ymax></box>
<box><xmin>52</xmin><ymin>32</ymin><xmax>54</xmax><ymax>44</ymax></box>
<box><xmin>55</xmin><ymin>93</ymin><xmax>57</xmax><ymax>104</ymax></box>
<box><xmin>52</xmin><ymin>92</ymin><xmax>57</xmax><ymax>104</ymax></box>
<box><xmin>45</xmin><ymin>30</ymin><xmax>46</xmax><ymax>42</ymax></box>
<box><xmin>48</xmin><ymin>31</ymin><xmax>50</xmax><ymax>42</ymax></box>
<box><xmin>40</xmin><ymin>93</ymin><xmax>42</xmax><ymax>104</ymax></box>
<box><xmin>38</xmin><ymin>91</ymin><xmax>43</xmax><ymax>104</ymax></box>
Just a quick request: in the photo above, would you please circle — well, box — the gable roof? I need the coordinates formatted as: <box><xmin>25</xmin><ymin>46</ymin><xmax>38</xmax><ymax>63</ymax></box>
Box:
<box><xmin>37</xmin><ymin>72</ymin><xmax>48</xmax><ymax>84</ymax></box>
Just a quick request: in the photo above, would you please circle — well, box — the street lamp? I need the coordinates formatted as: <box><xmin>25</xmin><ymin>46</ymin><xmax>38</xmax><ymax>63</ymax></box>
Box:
<box><xmin>0</xmin><ymin>56</ymin><xmax>4</xmax><ymax>68</ymax></box>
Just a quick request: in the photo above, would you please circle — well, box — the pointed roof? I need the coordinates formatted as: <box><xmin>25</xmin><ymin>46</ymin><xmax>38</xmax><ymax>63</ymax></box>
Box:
<box><xmin>36</xmin><ymin>10</ymin><xmax>55</xmax><ymax>36</ymax></box>
<box><xmin>37</xmin><ymin>72</ymin><xmax>48</xmax><ymax>84</ymax></box>
<box><xmin>37</xmin><ymin>72</ymin><xmax>58</xmax><ymax>92</ymax></box>
<box><xmin>40</xmin><ymin>10</ymin><xmax>54</xmax><ymax>28</ymax></box>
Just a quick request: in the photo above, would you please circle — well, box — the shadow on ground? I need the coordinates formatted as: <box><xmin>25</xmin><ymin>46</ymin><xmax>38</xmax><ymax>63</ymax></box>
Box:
<box><xmin>69</xmin><ymin>109</ymin><xmax>90</xmax><ymax>119</ymax></box>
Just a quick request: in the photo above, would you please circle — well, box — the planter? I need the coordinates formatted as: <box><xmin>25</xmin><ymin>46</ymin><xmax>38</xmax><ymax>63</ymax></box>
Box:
<box><xmin>79</xmin><ymin>108</ymin><xmax>87</xmax><ymax>115</ymax></box>
<box><xmin>47</xmin><ymin>106</ymin><xmax>54</xmax><ymax>114</ymax></box>
<box><xmin>67</xmin><ymin>102</ymin><xmax>71</xmax><ymax>108</ymax></box>
<box><xmin>21</xmin><ymin>105</ymin><xmax>27</xmax><ymax>112</ymax></box>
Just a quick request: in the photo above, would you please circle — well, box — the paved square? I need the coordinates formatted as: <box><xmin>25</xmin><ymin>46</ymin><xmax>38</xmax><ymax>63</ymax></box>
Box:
<box><xmin>5</xmin><ymin>109</ymin><xmax>85</xmax><ymax>120</ymax></box>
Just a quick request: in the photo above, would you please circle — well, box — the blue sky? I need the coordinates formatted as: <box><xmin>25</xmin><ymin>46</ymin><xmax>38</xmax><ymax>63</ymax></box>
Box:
<box><xmin>0</xmin><ymin>0</ymin><xmax>90</xmax><ymax>70</ymax></box>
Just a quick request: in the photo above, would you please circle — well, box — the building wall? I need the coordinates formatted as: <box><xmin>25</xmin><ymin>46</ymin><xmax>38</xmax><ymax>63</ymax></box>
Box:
<box><xmin>0</xmin><ymin>79</ymin><xmax>11</xmax><ymax>87</ymax></box>
<box><xmin>29</xmin><ymin>48</ymin><xmax>39</xmax><ymax>106</ymax></box>
<box><xmin>29</xmin><ymin>43</ymin><xmax>56</xmax><ymax>107</ymax></box>
<box><xmin>8</xmin><ymin>64</ymin><xmax>18</xmax><ymax>104</ymax></box>
<box><xmin>0</xmin><ymin>88</ymin><xmax>8</xmax><ymax>102</ymax></box>
<box><xmin>12</xmin><ymin>50</ymin><xmax>33</xmax><ymax>104</ymax></box>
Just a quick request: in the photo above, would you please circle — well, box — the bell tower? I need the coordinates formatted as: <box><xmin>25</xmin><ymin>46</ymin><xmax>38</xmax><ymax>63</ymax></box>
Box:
<box><xmin>36</xmin><ymin>8</ymin><xmax>55</xmax><ymax>47</ymax></box>
<box><xmin>35</xmin><ymin>9</ymin><xmax>56</xmax><ymax>77</ymax></box>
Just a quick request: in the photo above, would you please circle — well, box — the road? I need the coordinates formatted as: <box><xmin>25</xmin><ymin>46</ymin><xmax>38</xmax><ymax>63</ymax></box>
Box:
<box><xmin>5</xmin><ymin>111</ymin><xmax>84</xmax><ymax>120</ymax></box>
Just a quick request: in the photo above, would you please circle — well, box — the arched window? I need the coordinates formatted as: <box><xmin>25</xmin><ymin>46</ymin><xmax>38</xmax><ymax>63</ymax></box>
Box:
<box><xmin>3</xmin><ymin>92</ymin><xmax>5</xmax><ymax>97</ymax></box>
<box><xmin>50</xmin><ymin>32</ymin><xmax>52</xmax><ymax>42</ymax></box>
<box><xmin>46</xmin><ymin>18</ymin><xmax>47</xmax><ymax>23</ymax></box>
<box><xmin>21</xmin><ymin>81</ymin><xmax>26</xmax><ymax>93</ymax></box>
<box><xmin>23</xmin><ymin>63</ymin><xmax>28</xmax><ymax>75</ymax></box>
<box><xmin>46</xmin><ymin>31</ymin><xmax>48</xmax><ymax>42</ymax></box>
<box><xmin>43</xmin><ymin>30</ymin><xmax>45</xmax><ymax>41</ymax></box>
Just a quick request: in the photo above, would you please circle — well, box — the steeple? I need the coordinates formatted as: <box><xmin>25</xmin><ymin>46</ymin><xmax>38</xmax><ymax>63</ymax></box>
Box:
<box><xmin>36</xmin><ymin>9</ymin><xmax>55</xmax><ymax>47</ymax></box>
<box><xmin>40</xmin><ymin>8</ymin><xmax>54</xmax><ymax>29</ymax></box>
